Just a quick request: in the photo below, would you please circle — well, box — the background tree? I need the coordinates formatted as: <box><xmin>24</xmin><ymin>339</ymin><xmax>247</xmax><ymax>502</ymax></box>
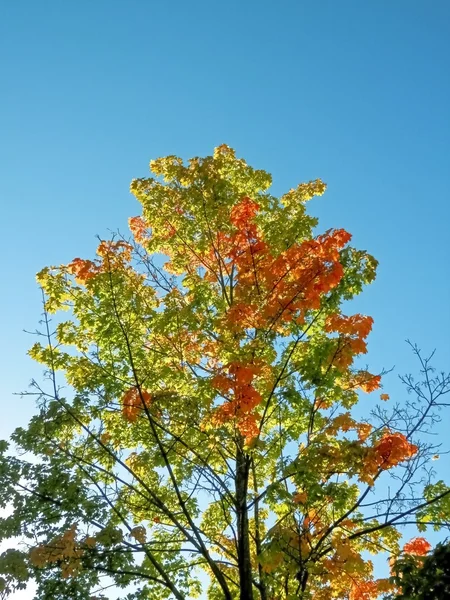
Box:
<box><xmin>389</xmin><ymin>540</ymin><xmax>450</xmax><ymax>600</ymax></box>
<box><xmin>0</xmin><ymin>145</ymin><xmax>449</xmax><ymax>600</ymax></box>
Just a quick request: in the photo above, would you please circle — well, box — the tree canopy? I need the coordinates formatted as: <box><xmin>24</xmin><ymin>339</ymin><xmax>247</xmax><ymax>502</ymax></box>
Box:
<box><xmin>388</xmin><ymin>540</ymin><xmax>450</xmax><ymax>600</ymax></box>
<box><xmin>1</xmin><ymin>145</ymin><xmax>449</xmax><ymax>600</ymax></box>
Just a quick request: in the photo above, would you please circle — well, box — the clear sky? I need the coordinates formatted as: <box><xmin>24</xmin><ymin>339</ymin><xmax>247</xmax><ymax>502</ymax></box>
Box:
<box><xmin>0</xmin><ymin>1</ymin><xmax>449</xmax><ymax>597</ymax></box>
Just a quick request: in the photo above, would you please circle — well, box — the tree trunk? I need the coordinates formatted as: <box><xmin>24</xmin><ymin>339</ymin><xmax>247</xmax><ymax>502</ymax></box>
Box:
<box><xmin>251</xmin><ymin>458</ymin><xmax>268</xmax><ymax>600</ymax></box>
<box><xmin>236</xmin><ymin>447</ymin><xmax>254</xmax><ymax>600</ymax></box>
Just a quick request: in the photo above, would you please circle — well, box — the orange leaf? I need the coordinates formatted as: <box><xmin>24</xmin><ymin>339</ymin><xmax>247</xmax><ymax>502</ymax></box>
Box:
<box><xmin>403</xmin><ymin>537</ymin><xmax>431</xmax><ymax>556</ymax></box>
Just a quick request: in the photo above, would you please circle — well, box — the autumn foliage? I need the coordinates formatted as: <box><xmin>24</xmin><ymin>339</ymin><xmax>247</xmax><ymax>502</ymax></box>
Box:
<box><xmin>402</xmin><ymin>537</ymin><xmax>432</xmax><ymax>557</ymax></box>
<box><xmin>1</xmin><ymin>145</ymin><xmax>450</xmax><ymax>600</ymax></box>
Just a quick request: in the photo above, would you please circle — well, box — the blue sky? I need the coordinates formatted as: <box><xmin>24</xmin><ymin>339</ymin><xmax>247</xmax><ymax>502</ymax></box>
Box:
<box><xmin>0</xmin><ymin>0</ymin><xmax>449</xmax><ymax>597</ymax></box>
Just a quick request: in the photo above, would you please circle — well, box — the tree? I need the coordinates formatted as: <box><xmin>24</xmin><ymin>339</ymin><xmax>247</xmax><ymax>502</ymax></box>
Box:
<box><xmin>389</xmin><ymin>540</ymin><xmax>450</xmax><ymax>599</ymax></box>
<box><xmin>0</xmin><ymin>145</ymin><xmax>449</xmax><ymax>600</ymax></box>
